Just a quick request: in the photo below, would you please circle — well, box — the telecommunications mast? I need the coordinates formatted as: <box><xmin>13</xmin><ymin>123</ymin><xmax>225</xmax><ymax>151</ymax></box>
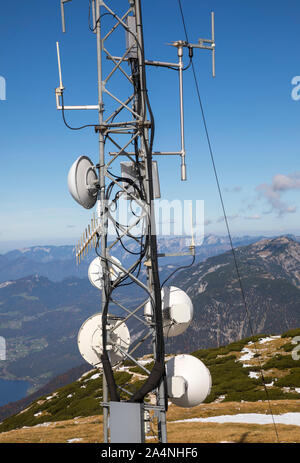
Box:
<box><xmin>56</xmin><ymin>0</ymin><xmax>215</xmax><ymax>443</ymax></box>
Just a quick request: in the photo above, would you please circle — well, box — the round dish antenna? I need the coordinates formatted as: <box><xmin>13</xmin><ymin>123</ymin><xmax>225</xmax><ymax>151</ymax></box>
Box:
<box><xmin>144</xmin><ymin>286</ymin><xmax>193</xmax><ymax>337</ymax></box>
<box><xmin>88</xmin><ymin>256</ymin><xmax>123</xmax><ymax>290</ymax></box>
<box><xmin>165</xmin><ymin>354</ymin><xmax>211</xmax><ymax>408</ymax></box>
<box><xmin>77</xmin><ymin>313</ymin><xmax>130</xmax><ymax>367</ymax></box>
<box><xmin>68</xmin><ymin>155</ymin><xmax>98</xmax><ymax>209</ymax></box>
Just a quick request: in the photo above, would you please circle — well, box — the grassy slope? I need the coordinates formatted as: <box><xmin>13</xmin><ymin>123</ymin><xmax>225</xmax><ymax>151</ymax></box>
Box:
<box><xmin>1</xmin><ymin>328</ymin><xmax>300</xmax><ymax>442</ymax></box>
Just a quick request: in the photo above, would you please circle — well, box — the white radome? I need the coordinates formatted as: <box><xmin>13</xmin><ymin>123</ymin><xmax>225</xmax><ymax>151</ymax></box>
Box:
<box><xmin>68</xmin><ymin>155</ymin><xmax>98</xmax><ymax>209</ymax></box>
<box><xmin>144</xmin><ymin>286</ymin><xmax>193</xmax><ymax>337</ymax></box>
<box><xmin>166</xmin><ymin>354</ymin><xmax>212</xmax><ymax>408</ymax></box>
<box><xmin>77</xmin><ymin>313</ymin><xmax>130</xmax><ymax>367</ymax></box>
<box><xmin>88</xmin><ymin>256</ymin><xmax>123</xmax><ymax>290</ymax></box>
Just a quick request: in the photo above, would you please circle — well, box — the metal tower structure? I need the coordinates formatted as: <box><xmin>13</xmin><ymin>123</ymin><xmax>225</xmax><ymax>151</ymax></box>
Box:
<box><xmin>56</xmin><ymin>0</ymin><xmax>215</xmax><ymax>444</ymax></box>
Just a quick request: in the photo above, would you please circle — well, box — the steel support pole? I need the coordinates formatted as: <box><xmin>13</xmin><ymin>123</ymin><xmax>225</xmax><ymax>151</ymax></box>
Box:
<box><xmin>134</xmin><ymin>0</ymin><xmax>168</xmax><ymax>444</ymax></box>
<box><xmin>95</xmin><ymin>0</ymin><xmax>109</xmax><ymax>443</ymax></box>
<box><xmin>178</xmin><ymin>45</ymin><xmax>186</xmax><ymax>181</ymax></box>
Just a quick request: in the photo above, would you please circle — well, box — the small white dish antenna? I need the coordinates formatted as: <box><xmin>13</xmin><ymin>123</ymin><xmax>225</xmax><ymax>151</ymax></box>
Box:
<box><xmin>166</xmin><ymin>354</ymin><xmax>212</xmax><ymax>408</ymax></box>
<box><xmin>144</xmin><ymin>286</ymin><xmax>193</xmax><ymax>337</ymax></box>
<box><xmin>88</xmin><ymin>256</ymin><xmax>123</xmax><ymax>290</ymax></box>
<box><xmin>68</xmin><ymin>155</ymin><xmax>98</xmax><ymax>209</ymax></box>
<box><xmin>77</xmin><ymin>313</ymin><xmax>130</xmax><ymax>367</ymax></box>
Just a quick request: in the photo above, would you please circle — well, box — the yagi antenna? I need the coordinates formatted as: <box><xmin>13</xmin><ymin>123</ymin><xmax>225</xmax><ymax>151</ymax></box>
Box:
<box><xmin>76</xmin><ymin>213</ymin><xmax>100</xmax><ymax>265</ymax></box>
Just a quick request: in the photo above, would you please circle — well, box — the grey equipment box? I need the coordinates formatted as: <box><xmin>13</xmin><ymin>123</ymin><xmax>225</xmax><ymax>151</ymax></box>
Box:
<box><xmin>109</xmin><ymin>401</ymin><xmax>145</xmax><ymax>443</ymax></box>
<box><xmin>120</xmin><ymin>160</ymin><xmax>161</xmax><ymax>199</ymax></box>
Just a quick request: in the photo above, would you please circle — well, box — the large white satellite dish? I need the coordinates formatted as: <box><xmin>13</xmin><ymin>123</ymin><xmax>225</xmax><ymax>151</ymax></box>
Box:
<box><xmin>144</xmin><ymin>286</ymin><xmax>193</xmax><ymax>337</ymax></box>
<box><xmin>166</xmin><ymin>354</ymin><xmax>212</xmax><ymax>408</ymax></box>
<box><xmin>77</xmin><ymin>313</ymin><xmax>130</xmax><ymax>367</ymax></box>
<box><xmin>88</xmin><ymin>256</ymin><xmax>123</xmax><ymax>290</ymax></box>
<box><xmin>68</xmin><ymin>155</ymin><xmax>98</xmax><ymax>209</ymax></box>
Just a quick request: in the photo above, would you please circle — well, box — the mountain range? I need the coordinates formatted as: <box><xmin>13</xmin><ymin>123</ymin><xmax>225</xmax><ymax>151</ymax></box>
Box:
<box><xmin>0</xmin><ymin>234</ymin><xmax>300</xmax><ymax>395</ymax></box>
<box><xmin>0</xmin><ymin>234</ymin><xmax>277</xmax><ymax>283</ymax></box>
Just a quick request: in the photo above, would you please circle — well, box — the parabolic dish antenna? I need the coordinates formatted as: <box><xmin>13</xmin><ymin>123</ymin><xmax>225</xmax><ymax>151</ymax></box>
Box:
<box><xmin>165</xmin><ymin>354</ymin><xmax>212</xmax><ymax>408</ymax></box>
<box><xmin>68</xmin><ymin>155</ymin><xmax>98</xmax><ymax>209</ymax></box>
<box><xmin>144</xmin><ymin>286</ymin><xmax>193</xmax><ymax>337</ymax></box>
<box><xmin>88</xmin><ymin>256</ymin><xmax>123</xmax><ymax>290</ymax></box>
<box><xmin>77</xmin><ymin>313</ymin><xmax>130</xmax><ymax>367</ymax></box>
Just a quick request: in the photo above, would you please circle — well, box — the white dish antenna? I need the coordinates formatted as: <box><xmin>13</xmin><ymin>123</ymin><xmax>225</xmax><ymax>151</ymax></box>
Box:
<box><xmin>166</xmin><ymin>354</ymin><xmax>212</xmax><ymax>408</ymax></box>
<box><xmin>88</xmin><ymin>256</ymin><xmax>123</xmax><ymax>290</ymax></box>
<box><xmin>144</xmin><ymin>286</ymin><xmax>193</xmax><ymax>337</ymax></box>
<box><xmin>68</xmin><ymin>155</ymin><xmax>98</xmax><ymax>209</ymax></box>
<box><xmin>77</xmin><ymin>313</ymin><xmax>130</xmax><ymax>367</ymax></box>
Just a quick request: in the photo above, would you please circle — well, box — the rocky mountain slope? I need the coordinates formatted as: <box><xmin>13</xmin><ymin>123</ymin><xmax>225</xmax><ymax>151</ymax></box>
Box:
<box><xmin>170</xmin><ymin>236</ymin><xmax>300</xmax><ymax>351</ymax></box>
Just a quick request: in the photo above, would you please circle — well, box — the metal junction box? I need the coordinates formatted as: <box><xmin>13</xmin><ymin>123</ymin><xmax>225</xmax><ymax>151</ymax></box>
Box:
<box><xmin>109</xmin><ymin>401</ymin><xmax>145</xmax><ymax>443</ymax></box>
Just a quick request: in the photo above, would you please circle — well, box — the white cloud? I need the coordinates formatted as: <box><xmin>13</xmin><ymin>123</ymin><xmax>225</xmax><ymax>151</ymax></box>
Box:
<box><xmin>217</xmin><ymin>214</ymin><xmax>239</xmax><ymax>223</ymax></box>
<box><xmin>244</xmin><ymin>214</ymin><xmax>261</xmax><ymax>220</ymax></box>
<box><xmin>256</xmin><ymin>172</ymin><xmax>300</xmax><ymax>216</ymax></box>
<box><xmin>224</xmin><ymin>186</ymin><xmax>242</xmax><ymax>193</ymax></box>
<box><xmin>272</xmin><ymin>172</ymin><xmax>300</xmax><ymax>191</ymax></box>
<box><xmin>204</xmin><ymin>219</ymin><xmax>212</xmax><ymax>226</ymax></box>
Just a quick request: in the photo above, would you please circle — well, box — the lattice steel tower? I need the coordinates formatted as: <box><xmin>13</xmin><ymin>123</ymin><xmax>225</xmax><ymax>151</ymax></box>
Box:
<box><xmin>56</xmin><ymin>0</ymin><xmax>215</xmax><ymax>444</ymax></box>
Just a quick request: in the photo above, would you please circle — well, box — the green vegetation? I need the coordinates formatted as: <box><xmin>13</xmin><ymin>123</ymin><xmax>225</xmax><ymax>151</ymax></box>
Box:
<box><xmin>1</xmin><ymin>331</ymin><xmax>300</xmax><ymax>434</ymax></box>
<box><xmin>192</xmin><ymin>334</ymin><xmax>267</xmax><ymax>363</ymax></box>
<box><xmin>282</xmin><ymin>328</ymin><xmax>300</xmax><ymax>338</ymax></box>
<box><xmin>192</xmin><ymin>335</ymin><xmax>300</xmax><ymax>403</ymax></box>
<box><xmin>262</xmin><ymin>354</ymin><xmax>300</xmax><ymax>370</ymax></box>
<box><xmin>280</xmin><ymin>342</ymin><xmax>295</xmax><ymax>352</ymax></box>
<box><xmin>0</xmin><ymin>371</ymin><xmax>132</xmax><ymax>433</ymax></box>
<box><xmin>128</xmin><ymin>361</ymin><xmax>154</xmax><ymax>376</ymax></box>
<box><xmin>276</xmin><ymin>368</ymin><xmax>300</xmax><ymax>388</ymax></box>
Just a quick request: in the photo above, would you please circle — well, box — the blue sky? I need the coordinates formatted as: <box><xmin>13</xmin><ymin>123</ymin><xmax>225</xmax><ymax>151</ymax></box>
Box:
<box><xmin>1</xmin><ymin>0</ymin><xmax>300</xmax><ymax>252</ymax></box>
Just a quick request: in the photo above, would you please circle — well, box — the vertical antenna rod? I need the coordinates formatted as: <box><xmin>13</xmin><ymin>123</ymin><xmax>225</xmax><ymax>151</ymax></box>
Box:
<box><xmin>60</xmin><ymin>0</ymin><xmax>72</xmax><ymax>33</ymax></box>
<box><xmin>211</xmin><ymin>12</ymin><xmax>215</xmax><ymax>78</ymax></box>
<box><xmin>56</xmin><ymin>42</ymin><xmax>64</xmax><ymax>90</ymax></box>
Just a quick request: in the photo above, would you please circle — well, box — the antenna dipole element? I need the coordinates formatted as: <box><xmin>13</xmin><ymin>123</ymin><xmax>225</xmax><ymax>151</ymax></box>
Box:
<box><xmin>211</xmin><ymin>12</ymin><xmax>215</xmax><ymax>78</ymax></box>
<box><xmin>60</xmin><ymin>0</ymin><xmax>72</xmax><ymax>33</ymax></box>
<box><xmin>56</xmin><ymin>42</ymin><xmax>64</xmax><ymax>90</ymax></box>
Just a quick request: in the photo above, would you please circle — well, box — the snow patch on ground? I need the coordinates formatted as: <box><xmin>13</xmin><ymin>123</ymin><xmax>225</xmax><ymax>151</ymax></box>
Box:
<box><xmin>266</xmin><ymin>381</ymin><xmax>274</xmax><ymax>387</ymax></box>
<box><xmin>0</xmin><ymin>281</ymin><xmax>15</xmax><ymax>289</ymax></box>
<box><xmin>20</xmin><ymin>248</ymin><xmax>30</xmax><ymax>254</ymax></box>
<box><xmin>259</xmin><ymin>336</ymin><xmax>280</xmax><ymax>344</ymax></box>
<box><xmin>34</xmin><ymin>422</ymin><xmax>53</xmax><ymax>427</ymax></box>
<box><xmin>171</xmin><ymin>413</ymin><xmax>300</xmax><ymax>426</ymax></box>
<box><xmin>248</xmin><ymin>371</ymin><xmax>260</xmax><ymax>379</ymax></box>
<box><xmin>198</xmin><ymin>282</ymin><xmax>208</xmax><ymax>294</ymax></box>
<box><xmin>239</xmin><ymin>348</ymin><xmax>255</xmax><ymax>363</ymax></box>
<box><xmin>67</xmin><ymin>438</ymin><xmax>83</xmax><ymax>443</ymax></box>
